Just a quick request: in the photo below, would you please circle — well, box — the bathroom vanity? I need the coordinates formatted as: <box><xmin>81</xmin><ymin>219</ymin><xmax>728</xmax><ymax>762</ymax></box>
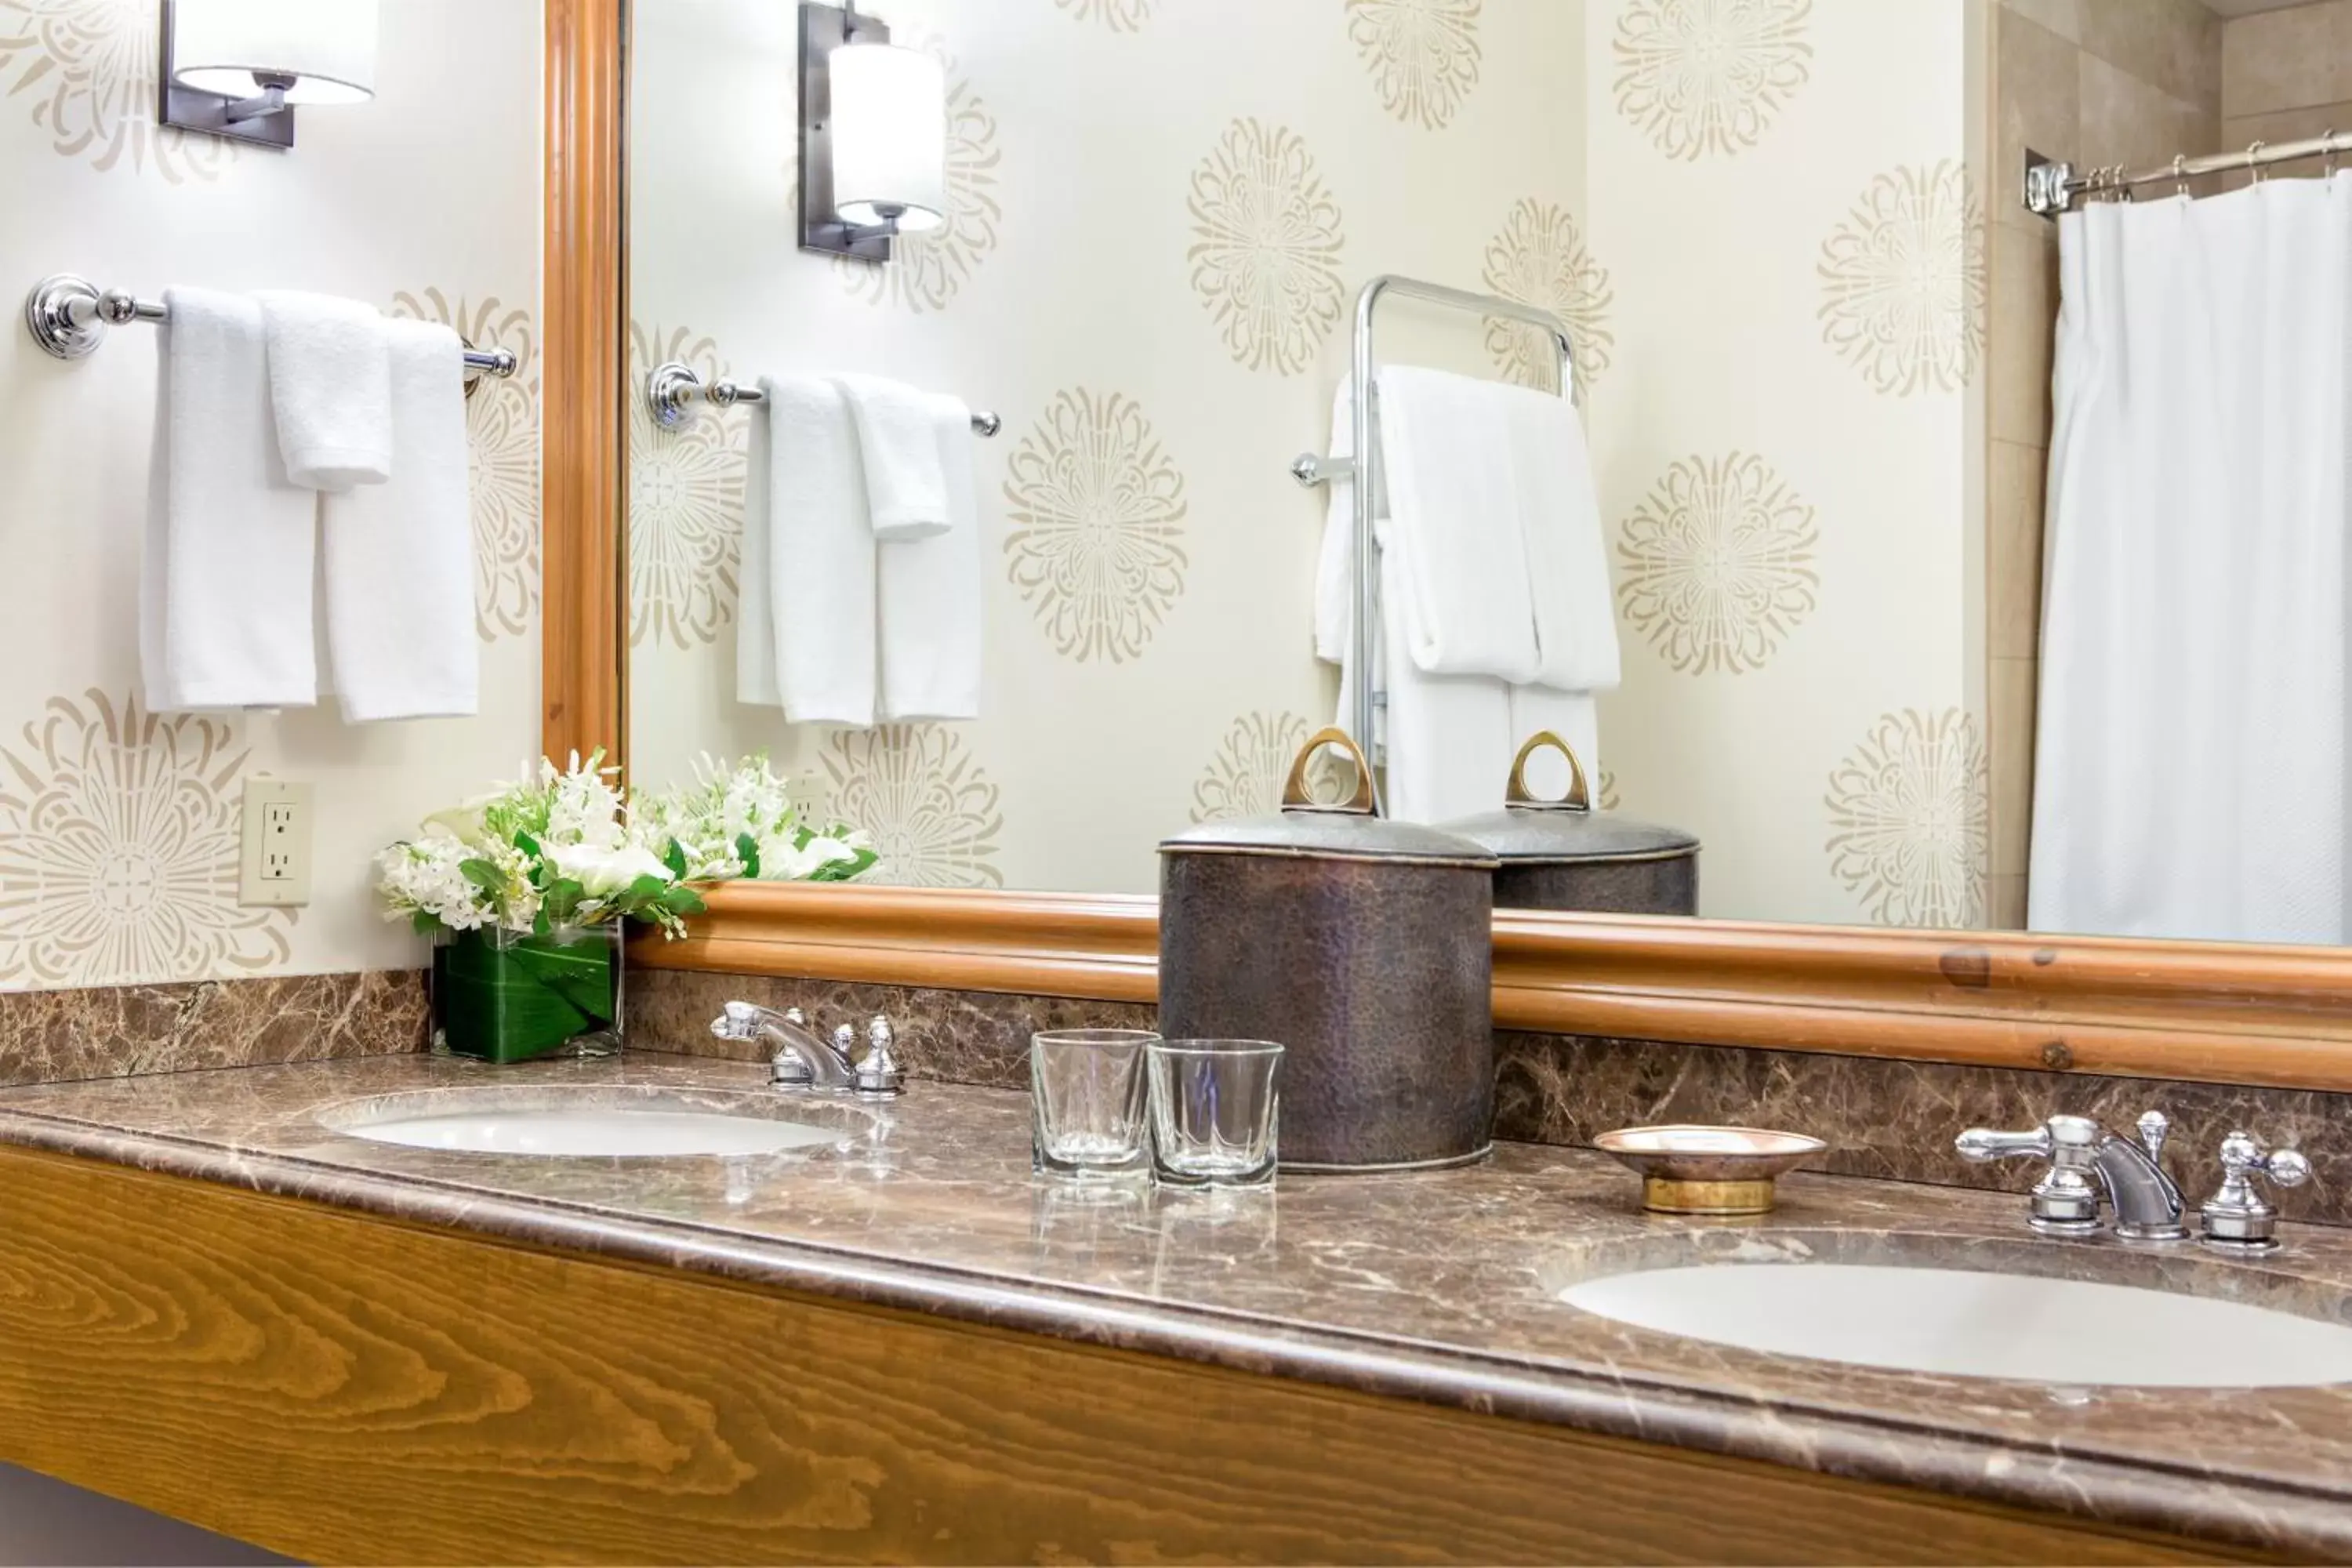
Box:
<box><xmin>0</xmin><ymin>1054</ymin><xmax>2332</xmax><ymax>1565</ymax></box>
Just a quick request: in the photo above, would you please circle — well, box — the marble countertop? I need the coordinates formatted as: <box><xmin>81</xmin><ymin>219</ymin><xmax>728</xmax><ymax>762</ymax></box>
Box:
<box><xmin>0</xmin><ymin>1052</ymin><xmax>2346</xmax><ymax>1556</ymax></box>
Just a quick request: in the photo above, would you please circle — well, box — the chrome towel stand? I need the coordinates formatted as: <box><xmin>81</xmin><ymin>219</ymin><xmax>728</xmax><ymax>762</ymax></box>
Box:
<box><xmin>647</xmin><ymin>361</ymin><xmax>1001</xmax><ymax>437</ymax></box>
<box><xmin>23</xmin><ymin>273</ymin><xmax>521</xmax><ymax>393</ymax></box>
<box><xmin>1287</xmin><ymin>274</ymin><xmax>1577</xmax><ymax>753</ymax></box>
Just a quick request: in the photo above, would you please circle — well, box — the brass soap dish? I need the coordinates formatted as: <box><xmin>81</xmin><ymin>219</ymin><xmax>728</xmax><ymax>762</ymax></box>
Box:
<box><xmin>1594</xmin><ymin>1124</ymin><xmax>1828</xmax><ymax>1215</ymax></box>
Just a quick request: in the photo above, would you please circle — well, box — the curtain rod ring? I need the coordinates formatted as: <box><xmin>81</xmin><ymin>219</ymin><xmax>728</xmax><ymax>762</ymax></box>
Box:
<box><xmin>2172</xmin><ymin>154</ymin><xmax>2190</xmax><ymax>197</ymax></box>
<box><xmin>2248</xmin><ymin>140</ymin><xmax>2267</xmax><ymax>183</ymax></box>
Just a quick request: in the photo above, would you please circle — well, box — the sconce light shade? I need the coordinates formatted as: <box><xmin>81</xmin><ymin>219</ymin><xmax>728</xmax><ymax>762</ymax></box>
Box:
<box><xmin>827</xmin><ymin>42</ymin><xmax>946</xmax><ymax>234</ymax></box>
<box><xmin>171</xmin><ymin>0</ymin><xmax>379</xmax><ymax>105</ymax></box>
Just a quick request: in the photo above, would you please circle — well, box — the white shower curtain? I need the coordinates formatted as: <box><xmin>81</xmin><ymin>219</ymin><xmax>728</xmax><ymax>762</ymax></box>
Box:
<box><xmin>2031</xmin><ymin>172</ymin><xmax>2352</xmax><ymax>943</ymax></box>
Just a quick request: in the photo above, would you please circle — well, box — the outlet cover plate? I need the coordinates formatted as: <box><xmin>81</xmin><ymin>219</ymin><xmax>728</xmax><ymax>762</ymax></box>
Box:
<box><xmin>238</xmin><ymin>779</ymin><xmax>314</xmax><ymax>907</ymax></box>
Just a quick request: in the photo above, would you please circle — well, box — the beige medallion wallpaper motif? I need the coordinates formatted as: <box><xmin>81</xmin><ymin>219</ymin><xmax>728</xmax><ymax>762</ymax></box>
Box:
<box><xmin>631</xmin><ymin>0</ymin><xmax>1993</xmax><ymax>924</ymax></box>
<box><xmin>1001</xmin><ymin>389</ymin><xmax>1190</xmax><ymax>664</ymax></box>
<box><xmin>628</xmin><ymin>321</ymin><xmax>746</xmax><ymax>650</ymax></box>
<box><xmin>0</xmin><ymin>0</ymin><xmax>545</xmax><ymax>987</ymax></box>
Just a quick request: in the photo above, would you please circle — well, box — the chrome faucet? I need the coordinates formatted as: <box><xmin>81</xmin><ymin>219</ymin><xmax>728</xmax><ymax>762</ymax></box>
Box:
<box><xmin>1955</xmin><ymin>1110</ymin><xmax>2185</xmax><ymax>1242</ymax></box>
<box><xmin>2197</xmin><ymin>1131</ymin><xmax>2310</xmax><ymax>1252</ymax></box>
<box><xmin>710</xmin><ymin>1001</ymin><xmax>905</xmax><ymax>1098</ymax></box>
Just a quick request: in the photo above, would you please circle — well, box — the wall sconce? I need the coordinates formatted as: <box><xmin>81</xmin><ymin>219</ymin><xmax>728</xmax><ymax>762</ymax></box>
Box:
<box><xmin>798</xmin><ymin>2</ymin><xmax>947</xmax><ymax>263</ymax></box>
<box><xmin>159</xmin><ymin>0</ymin><xmax>379</xmax><ymax>151</ymax></box>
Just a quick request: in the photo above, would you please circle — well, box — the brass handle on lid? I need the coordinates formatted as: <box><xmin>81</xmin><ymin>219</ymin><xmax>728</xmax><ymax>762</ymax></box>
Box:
<box><xmin>1504</xmin><ymin>731</ymin><xmax>1592</xmax><ymax>813</ymax></box>
<box><xmin>1281</xmin><ymin>727</ymin><xmax>1381</xmax><ymax>816</ymax></box>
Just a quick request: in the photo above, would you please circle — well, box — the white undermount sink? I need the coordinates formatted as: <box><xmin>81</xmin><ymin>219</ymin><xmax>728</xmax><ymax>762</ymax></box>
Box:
<box><xmin>320</xmin><ymin>1089</ymin><xmax>850</xmax><ymax>1158</ymax></box>
<box><xmin>1560</xmin><ymin>1261</ymin><xmax>2352</xmax><ymax>1388</ymax></box>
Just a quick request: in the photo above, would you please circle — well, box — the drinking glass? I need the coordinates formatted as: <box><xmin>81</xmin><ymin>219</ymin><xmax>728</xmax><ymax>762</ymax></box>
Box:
<box><xmin>1030</xmin><ymin>1029</ymin><xmax>1157</xmax><ymax>1181</ymax></box>
<box><xmin>1146</xmin><ymin>1039</ymin><xmax>1284</xmax><ymax>1187</ymax></box>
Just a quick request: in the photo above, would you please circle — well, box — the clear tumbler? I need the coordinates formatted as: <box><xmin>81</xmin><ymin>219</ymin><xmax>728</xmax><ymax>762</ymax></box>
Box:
<box><xmin>1146</xmin><ymin>1039</ymin><xmax>1283</xmax><ymax>1187</ymax></box>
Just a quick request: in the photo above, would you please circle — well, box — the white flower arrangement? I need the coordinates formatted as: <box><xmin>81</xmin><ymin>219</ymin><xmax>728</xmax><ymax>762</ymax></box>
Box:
<box><xmin>633</xmin><ymin>753</ymin><xmax>879</xmax><ymax>887</ymax></box>
<box><xmin>375</xmin><ymin>752</ymin><xmax>706</xmax><ymax>939</ymax></box>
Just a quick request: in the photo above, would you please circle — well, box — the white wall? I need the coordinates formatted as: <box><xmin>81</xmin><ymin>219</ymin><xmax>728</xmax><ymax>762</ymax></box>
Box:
<box><xmin>0</xmin><ymin>0</ymin><xmax>545</xmax><ymax>989</ymax></box>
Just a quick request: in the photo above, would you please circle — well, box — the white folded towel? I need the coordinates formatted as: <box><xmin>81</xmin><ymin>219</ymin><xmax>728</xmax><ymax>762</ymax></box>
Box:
<box><xmin>832</xmin><ymin>373</ymin><xmax>950</xmax><ymax>539</ymax></box>
<box><xmin>321</xmin><ymin>318</ymin><xmax>477</xmax><ymax>721</ymax></box>
<box><xmin>1373</xmin><ymin>365</ymin><xmax>1543</xmax><ymax>682</ymax></box>
<box><xmin>255</xmin><ymin>290</ymin><xmax>394</xmax><ymax>491</ymax></box>
<box><xmin>142</xmin><ymin>287</ymin><xmax>319</xmax><ymax>712</ymax></box>
<box><xmin>764</xmin><ymin>376</ymin><xmax>878</xmax><ymax>726</ymax></box>
<box><xmin>1374</xmin><ymin>543</ymin><xmax>1512</xmax><ymax>824</ymax></box>
<box><xmin>1373</xmin><ymin>365</ymin><xmax>1622</xmax><ymax>691</ymax></box>
<box><xmin>877</xmin><ymin>394</ymin><xmax>982</xmax><ymax>720</ymax></box>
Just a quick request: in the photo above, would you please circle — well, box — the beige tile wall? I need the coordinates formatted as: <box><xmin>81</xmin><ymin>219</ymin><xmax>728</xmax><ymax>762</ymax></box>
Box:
<box><xmin>2221</xmin><ymin>2</ymin><xmax>2352</xmax><ymax>154</ymax></box>
<box><xmin>1984</xmin><ymin>0</ymin><xmax>2221</xmax><ymax>930</ymax></box>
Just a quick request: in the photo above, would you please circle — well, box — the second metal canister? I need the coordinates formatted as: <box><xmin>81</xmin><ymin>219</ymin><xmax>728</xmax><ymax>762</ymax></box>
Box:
<box><xmin>1158</xmin><ymin>728</ymin><xmax>1500</xmax><ymax>1172</ymax></box>
<box><xmin>1441</xmin><ymin>732</ymin><xmax>1700</xmax><ymax>915</ymax></box>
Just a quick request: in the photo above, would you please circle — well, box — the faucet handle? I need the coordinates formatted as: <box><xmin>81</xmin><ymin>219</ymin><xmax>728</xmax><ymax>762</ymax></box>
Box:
<box><xmin>2201</xmin><ymin>1131</ymin><xmax>2310</xmax><ymax>1252</ymax></box>
<box><xmin>1955</xmin><ymin>1116</ymin><xmax>2103</xmax><ymax>1235</ymax></box>
<box><xmin>2136</xmin><ymin>1109</ymin><xmax>2171</xmax><ymax>1167</ymax></box>
<box><xmin>853</xmin><ymin>1015</ymin><xmax>905</xmax><ymax>1098</ymax></box>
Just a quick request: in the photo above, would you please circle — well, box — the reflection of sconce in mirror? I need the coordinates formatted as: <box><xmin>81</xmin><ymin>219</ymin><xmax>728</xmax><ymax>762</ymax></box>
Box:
<box><xmin>160</xmin><ymin>0</ymin><xmax>379</xmax><ymax>152</ymax></box>
<box><xmin>799</xmin><ymin>2</ymin><xmax>947</xmax><ymax>263</ymax></box>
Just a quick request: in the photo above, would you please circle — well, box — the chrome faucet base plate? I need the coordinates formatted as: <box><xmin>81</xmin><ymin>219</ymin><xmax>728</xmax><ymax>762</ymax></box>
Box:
<box><xmin>2026</xmin><ymin>1214</ymin><xmax>2101</xmax><ymax>1238</ymax></box>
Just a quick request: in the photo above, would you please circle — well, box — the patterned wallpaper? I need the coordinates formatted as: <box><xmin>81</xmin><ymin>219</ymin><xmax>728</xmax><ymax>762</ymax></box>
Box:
<box><xmin>1584</xmin><ymin>0</ymin><xmax>1988</xmax><ymax>927</ymax></box>
<box><xmin>629</xmin><ymin>0</ymin><xmax>1591</xmax><ymax>894</ymax></box>
<box><xmin>629</xmin><ymin>0</ymin><xmax>1989</xmax><ymax>927</ymax></box>
<box><xmin>0</xmin><ymin>0</ymin><xmax>544</xmax><ymax>988</ymax></box>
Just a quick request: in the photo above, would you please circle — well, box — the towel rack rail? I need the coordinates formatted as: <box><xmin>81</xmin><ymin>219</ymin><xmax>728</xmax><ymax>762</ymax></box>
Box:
<box><xmin>647</xmin><ymin>361</ymin><xmax>1001</xmax><ymax>437</ymax></box>
<box><xmin>1293</xmin><ymin>274</ymin><xmax>1577</xmax><ymax>754</ymax></box>
<box><xmin>23</xmin><ymin>274</ymin><xmax>521</xmax><ymax>387</ymax></box>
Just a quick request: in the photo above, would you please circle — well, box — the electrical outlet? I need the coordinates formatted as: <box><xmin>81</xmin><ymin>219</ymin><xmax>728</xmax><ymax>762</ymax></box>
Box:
<box><xmin>238</xmin><ymin>779</ymin><xmax>314</xmax><ymax>907</ymax></box>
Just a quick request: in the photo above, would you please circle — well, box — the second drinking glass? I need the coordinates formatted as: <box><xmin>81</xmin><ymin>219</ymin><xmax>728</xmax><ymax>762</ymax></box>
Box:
<box><xmin>1146</xmin><ymin>1039</ymin><xmax>1284</xmax><ymax>1188</ymax></box>
<box><xmin>1030</xmin><ymin>1028</ymin><xmax>1158</xmax><ymax>1181</ymax></box>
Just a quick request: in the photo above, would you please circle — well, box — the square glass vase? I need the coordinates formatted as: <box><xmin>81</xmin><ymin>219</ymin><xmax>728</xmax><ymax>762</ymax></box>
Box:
<box><xmin>431</xmin><ymin>923</ymin><xmax>623</xmax><ymax>1064</ymax></box>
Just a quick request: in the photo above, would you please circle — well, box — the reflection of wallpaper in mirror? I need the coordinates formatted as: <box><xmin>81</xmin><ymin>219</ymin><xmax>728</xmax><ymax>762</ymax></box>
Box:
<box><xmin>626</xmin><ymin>0</ymin><xmax>1986</xmax><ymax>926</ymax></box>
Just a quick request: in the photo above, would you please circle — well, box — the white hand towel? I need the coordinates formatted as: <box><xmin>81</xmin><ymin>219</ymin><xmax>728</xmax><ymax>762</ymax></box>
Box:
<box><xmin>877</xmin><ymin>394</ymin><xmax>982</xmax><ymax>720</ymax></box>
<box><xmin>735</xmin><ymin>400</ymin><xmax>781</xmax><ymax>707</ymax></box>
<box><xmin>321</xmin><ymin>318</ymin><xmax>477</xmax><ymax>721</ymax></box>
<box><xmin>1373</xmin><ymin>365</ymin><xmax>1542</xmax><ymax>682</ymax></box>
<box><xmin>1514</xmin><ymin>390</ymin><xmax>1621</xmax><ymax>693</ymax></box>
<box><xmin>142</xmin><ymin>287</ymin><xmax>319</xmax><ymax>713</ymax></box>
<box><xmin>765</xmin><ymin>376</ymin><xmax>878</xmax><ymax>726</ymax></box>
<box><xmin>255</xmin><ymin>290</ymin><xmax>394</xmax><ymax>491</ymax></box>
<box><xmin>832</xmin><ymin>373</ymin><xmax>950</xmax><ymax>539</ymax></box>
<box><xmin>1374</xmin><ymin>366</ymin><xmax>1622</xmax><ymax>691</ymax></box>
<box><xmin>1374</xmin><ymin>540</ymin><xmax>1512</xmax><ymax>824</ymax></box>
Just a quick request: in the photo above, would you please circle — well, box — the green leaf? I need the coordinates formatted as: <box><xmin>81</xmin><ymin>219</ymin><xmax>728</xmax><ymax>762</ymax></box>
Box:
<box><xmin>623</xmin><ymin>873</ymin><xmax>670</xmax><ymax>904</ymax></box>
<box><xmin>410</xmin><ymin>909</ymin><xmax>444</xmax><ymax>936</ymax></box>
<box><xmin>734</xmin><ymin>832</ymin><xmax>760</xmax><ymax>880</ymax></box>
<box><xmin>662</xmin><ymin>838</ymin><xmax>689</xmax><ymax>881</ymax></box>
<box><xmin>541</xmin><ymin>877</ymin><xmax>586</xmax><ymax>929</ymax></box>
<box><xmin>458</xmin><ymin>858</ymin><xmax>506</xmax><ymax>893</ymax></box>
<box><xmin>661</xmin><ymin>884</ymin><xmax>707</xmax><ymax>915</ymax></box>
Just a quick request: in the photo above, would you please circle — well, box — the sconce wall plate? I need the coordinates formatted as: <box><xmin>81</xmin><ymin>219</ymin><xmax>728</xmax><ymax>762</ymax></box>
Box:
<box><xmin>158</xmin><ymin>1</ymin><xmax>296</xmax><ymax>150</ymax></box>
<box><xmin>800</xmin><ymin>2</ymin><xmax>895</xmax><ymax>264</ymax></box>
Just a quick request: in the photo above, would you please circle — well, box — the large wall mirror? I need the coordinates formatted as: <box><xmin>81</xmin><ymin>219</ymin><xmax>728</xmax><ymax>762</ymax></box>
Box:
<box><xmin>620</xmin><ymin>0</ymin><xmax>2338</xmax><ymax>956</ymax></box>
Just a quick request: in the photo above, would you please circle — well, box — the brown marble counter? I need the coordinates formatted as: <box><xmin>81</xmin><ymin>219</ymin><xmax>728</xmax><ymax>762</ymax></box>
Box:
<box><xmin>0</xmin><ymin>1054</ymin><xmax>2345</xmax><ymax>1558</ymax></box>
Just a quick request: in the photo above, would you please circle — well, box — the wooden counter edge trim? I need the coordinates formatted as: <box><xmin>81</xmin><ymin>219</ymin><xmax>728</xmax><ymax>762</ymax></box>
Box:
<box><xmin>0</xmin><ymin>1141</ymin><xmax>2295</xmax><ymax>1563</ymax></box>
<box><xmin>630</xmin><ymin>885</ymin><xmax>2352</xmax><ymax>1092</ymax></box>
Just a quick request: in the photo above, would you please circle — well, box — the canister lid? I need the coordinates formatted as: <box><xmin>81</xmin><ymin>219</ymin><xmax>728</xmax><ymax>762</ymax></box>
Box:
<box><xmin>1439</xmin><ymin>732</ymin><xmax>1700</xmax><ymax>866</ymax></box>
<box><xmin>1160</xmin><ymin>728</ymin><xmax>1500</xmax><ymax>869</ymax></box>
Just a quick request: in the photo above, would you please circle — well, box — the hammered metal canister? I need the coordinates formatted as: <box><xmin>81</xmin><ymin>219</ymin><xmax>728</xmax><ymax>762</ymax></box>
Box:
<box><xmin>1441</xmin><ymin>733</ymin><xmax>1700</xmax><ymax>916</ymax></box>
<box><xmin>1158</xmin><ymin>728</ymin><xmax>1501</xmax><ymax>1172</ymax></box>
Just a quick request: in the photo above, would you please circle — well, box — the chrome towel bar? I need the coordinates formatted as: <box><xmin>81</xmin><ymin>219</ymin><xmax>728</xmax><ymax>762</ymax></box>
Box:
<box><xmin>23</xmin><ymin>273</ymin><xmax>521</xmax><ymax>388</ymax></box>
<box><xmin>646</xmin><ymin>361</ymin><xmax>1000</xmax><ymax>437</ymax></box>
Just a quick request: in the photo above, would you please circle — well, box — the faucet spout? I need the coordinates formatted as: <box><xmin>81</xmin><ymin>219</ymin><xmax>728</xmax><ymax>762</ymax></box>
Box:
<box><xmin>2092</xmin><ymin>1118</ymin><xmax>2185</xmax><ymax>1241</ymax></box>
<box><xmin>713</xmin><ymin>1001</ymin><xmax>857</xmax><ymax>1090</ymax></box>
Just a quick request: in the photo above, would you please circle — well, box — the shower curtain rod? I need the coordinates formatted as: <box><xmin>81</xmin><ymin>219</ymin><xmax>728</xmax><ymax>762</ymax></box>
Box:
<box><xmin>2026</xmin><ymin>132</ymin><xmax>2352</xmax><ymax>216</ymax></box>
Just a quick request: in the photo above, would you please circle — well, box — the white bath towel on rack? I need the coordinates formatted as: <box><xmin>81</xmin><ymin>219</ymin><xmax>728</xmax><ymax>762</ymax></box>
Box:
<box><xmin>1374</xmin><ymin>365</ymin><xmax>1619</xmax><ymax>691</ymax></box>
<box><xmin>877</xmin><ymin>393</ymin><xmax>982</xmax><ymax>720</ymax></box>
<box><xmin>758</xmin><ymin>375</ymin><xmax>879</xmax><ymax>727</ymax></box>
<box><xmin>833</xmin><ymin>373</ymin><xmax>951</xmax><ymax>540</ymax></box>
<box><xmin>142</xmin><ymin>287</ymin><xmax>319</xmax><ymax>712</ymax></box>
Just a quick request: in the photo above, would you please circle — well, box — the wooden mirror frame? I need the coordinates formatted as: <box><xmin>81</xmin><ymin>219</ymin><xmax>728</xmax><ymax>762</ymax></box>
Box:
<box><xmin>543</xmin><ymin>1</ymin><xmax>2352</xmax><ymax>1096</ymax></box>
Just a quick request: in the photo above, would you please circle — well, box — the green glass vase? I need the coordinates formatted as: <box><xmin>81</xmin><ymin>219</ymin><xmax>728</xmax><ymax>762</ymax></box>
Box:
<box><xmin>431</xmin><ymin>924</ymin><xmax>622</xmax><ymax>1064</ymax></box>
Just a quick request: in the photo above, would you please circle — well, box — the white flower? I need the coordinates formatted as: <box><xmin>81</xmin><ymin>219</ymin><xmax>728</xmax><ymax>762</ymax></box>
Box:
<box><xmin>758</xmin><ymin>833</ymin><xmax>859</xmax><ymax>881</ymax></box>
<box><xmin>546</xmin><ymin>841</ymin><xmax>674</xmax><ymax>898</ymax></box>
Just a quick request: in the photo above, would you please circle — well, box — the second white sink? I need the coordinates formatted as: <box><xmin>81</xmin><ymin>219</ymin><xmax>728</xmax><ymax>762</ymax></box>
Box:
<box><xmin>1561</xmin><ymin>1261</ymin><xmax>2352</xmax><ymax>1388</ymax></box>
